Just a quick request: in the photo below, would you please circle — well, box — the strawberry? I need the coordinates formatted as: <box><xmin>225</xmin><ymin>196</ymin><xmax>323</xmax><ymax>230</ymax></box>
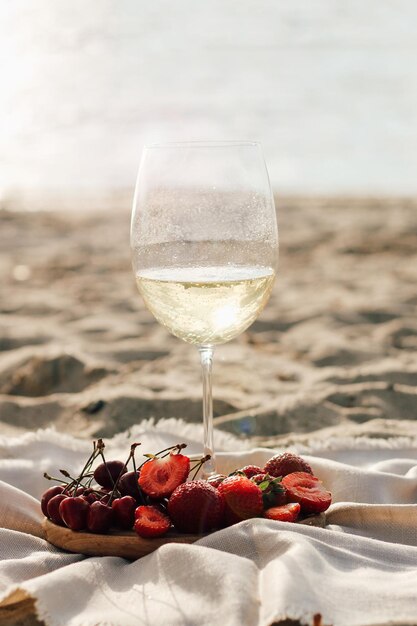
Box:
<box><xmin>252</xmin><ymin>474</ymin><xmax>287</xmax><ymax>508</ymax></box>
<box><xmin>264</xmin><ymin>502</ymin><xmax>300</xmax><ymax>522</ymax></box>
<box><xmin>168</xmin><ymin>480</ymin><xmax>224</xmax><ymax>533</ymax></box>
<box><xmin>264</xmin><ymin>452</ymin><xmax>313</xmax><ymax>478</ymax></box>
<box><xmin>251</xmin><ymin>472</ymin><xmax>267</xmax><ymax>484</ymax></box>
<box><xmin>206</xmin><ymin>473</ymin><xmax>227</xmax><ymax>489</ymax></box>
<box><xmin>239</xmin><ymin>465</ymin><xmax>263</xmax><ymax>479</ymax></box>
<box><xmin>133</xmin><ymin>505</ymin><xmax>171</xmax><ymax>538</ymax></box>
<box><xmin>138</xmin><ymin>452</ymin><xmax>190</xmax><ymax>498</ymax></box>
<box><xmin>282</xmin><ymin>472</ymin><xmax>331</xmax><ymax>514</ymax></box>
<box><xmin>217</xmin><ymin>475</ymin><xmax>263</xmax><ymax>525</ymax></box>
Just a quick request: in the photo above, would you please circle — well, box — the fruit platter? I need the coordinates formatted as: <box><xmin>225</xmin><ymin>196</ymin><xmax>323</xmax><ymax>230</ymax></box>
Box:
<box><xmin>41</xmin><ymin>439</ymin><xmax>331</xmax><ymax>560</ymax></box>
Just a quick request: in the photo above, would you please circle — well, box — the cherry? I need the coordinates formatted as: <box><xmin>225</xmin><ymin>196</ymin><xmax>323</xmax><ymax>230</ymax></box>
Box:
<box><xmin>73</xmin><ymin>486</ymin><xmax>86</xmax><ymax>496</ymax></box>
<box><xmin>59</xmin><ymin>497</ymin><xmax>90</xmax><ymax>531</ymax></box>
<box><xmin>41</xmin><ymin>486</ymin><xmax>64</xmax><ymax>517</ymax></box>
<box><xmin>87</xmin><ymin>501</ymin><xmax>114</xmax><ymax>533</ymax></box>
<box><xmin>118</xmin><ymin>470</ymin><xmax>144</xmax><ymax>502</ymax></box>
<box><xmin>112</xmin><ymin>496</ymin><xmax>136</xmax><ymax>530</ymax></box>
<box><xmin>47</xmin><ymin>494</ymin><xmax>68</xmax><ymax>526</ymax></box>
<box><xmin>94</xmin><ymin>460</ymin><xmax>126</xmax><ymax>489</ymax></box>
<box><xmin>81</xmin><ymin>491</ymin><xmax>100</xmax><ymax>504</ymax></box>
<box><xmin>100</xmin><ymin>493</ymin><xmax>112</xmax><ymax>505</ymax></box>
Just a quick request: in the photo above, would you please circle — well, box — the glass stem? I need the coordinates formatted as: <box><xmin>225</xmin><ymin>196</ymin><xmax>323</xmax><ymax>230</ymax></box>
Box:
<box><xmin>198</xmin><ymin>345</ymin><xmax>216</xmax><ymax>477</ymax></box>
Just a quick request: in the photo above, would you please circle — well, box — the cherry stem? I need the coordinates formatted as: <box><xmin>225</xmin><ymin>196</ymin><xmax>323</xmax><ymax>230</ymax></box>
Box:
<box><xmin>44</xmin><ymin>472</ymin><xmax>79</xmax><ymax>495</ymax></box>
<box><xmin>43</xmin><ymin>472</ymin><xmax>69</xmax><ymax>485</ymax></box>
<box><xmin>59</xmin><ymin>469</ymin><xmax>87</xmax><ymax>483</ymax></box>
<box><xmin>159</xmin><ymin>443</ymin><xmax>187</xmax><ymax>456</ymax></box>
<box><xmin>97</xmin><ymin>439</ymin><xmax>118</xmax><ymax>490</ymax></box>
<box><xmin>63</xmin><ymin>479</ymin><xmax>78</xmax><ymax>495</ymax></box>
<box><xmin>107</xmin><ymin>443</ymin><xmax>140</xmax><ymax>505</ymax></box>
<box><xmin>83</xmin><ymin>445</ymin><xmax>98</xmax><ymax>477</ymax></box>
<box><xmin>138</xmin><ymin>443</ymin><xmax>187</xmax><ymax>468</ymax></box>
<box><xmin>160</xmin><ymin>443</ymin><xmax>187</xmax><ymax>459</ymax></box>
<box><xmin>130</xmin><ymin>443</ymin><xmax>147</xmax><ymax>504</ymax></box>
<box><xmin>74</xmin><ymin>442</ymin><xmax>100</xmax><ymax>492</ymax></box>
<box><xmin>131</xmin><ymin>443</ymin><xmax>140</xmax><ymax>473</ymax></box>
<box><xmin>190</xmin><ymin>455</ymin><xmax>211</xmax><ymax>481</ymax></box>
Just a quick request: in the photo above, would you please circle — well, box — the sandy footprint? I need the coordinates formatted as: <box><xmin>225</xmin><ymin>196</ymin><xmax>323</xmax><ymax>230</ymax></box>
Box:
<box><xmin>0</xmin><ymin>349</ymin><xmax>116</xmax><ymax>397</ymax></box>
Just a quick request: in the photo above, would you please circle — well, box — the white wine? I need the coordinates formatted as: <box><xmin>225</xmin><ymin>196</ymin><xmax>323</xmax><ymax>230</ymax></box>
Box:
<box><xmin>135</xmin><ymin>265</ymin><xmax>275</xmax><ymax>345</ymax></box>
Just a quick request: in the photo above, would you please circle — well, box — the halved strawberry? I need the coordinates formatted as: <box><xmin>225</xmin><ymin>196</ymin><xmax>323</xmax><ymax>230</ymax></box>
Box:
<box><xmin>133</xmin><ymin>505</ymin><xmax>171</xmax><ymax>538</ymax></box>
<box><xmin>264</xmin><ymin>502</ymin><xmax>300</xmax><ymax>522</ymax></box>
<box><xmin>138</xmin><ymin>452</ymin><xmax>190</xmax><ymax>498</ymax></box>
<box><xmin>217</xmin><ymin>475</ymin><xmax>263</xmax><ymax>525</ymax></box>
<box><xmin>282</xmin><ymin>472</ymin><xmax>331</xmax><ymax>514</ymax></box>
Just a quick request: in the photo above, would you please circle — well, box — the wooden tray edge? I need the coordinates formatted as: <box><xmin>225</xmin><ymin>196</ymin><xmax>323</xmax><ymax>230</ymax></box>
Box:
<box><xmin>42</xmin><ymin>518</ymin><xmax>203</xmax><ymax>559</ymax></box>
<box><xmin>43</xmin><ymin>512</ymin><xmax>326</xmax><ymax>559</ymax></box>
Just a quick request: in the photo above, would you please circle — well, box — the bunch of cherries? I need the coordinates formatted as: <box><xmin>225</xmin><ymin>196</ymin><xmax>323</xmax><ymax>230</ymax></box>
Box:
<box><xmin>41</xmin><ymin>439</ymin><xmax>198</xmax><ymax>536</ymax></box>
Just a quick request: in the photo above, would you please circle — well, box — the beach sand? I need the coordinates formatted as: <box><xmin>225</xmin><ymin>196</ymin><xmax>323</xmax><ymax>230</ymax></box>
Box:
<box><xmin>0</xmin><ymin>197</ymin><xmax>416</xmax><ymax>448</ymax></box>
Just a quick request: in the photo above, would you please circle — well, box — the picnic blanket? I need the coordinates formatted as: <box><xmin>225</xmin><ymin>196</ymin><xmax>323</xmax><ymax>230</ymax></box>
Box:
<box><xmin>1</xmin><ymin>425</ymin><xmax>417</xmax><ymax>626</ymax></box>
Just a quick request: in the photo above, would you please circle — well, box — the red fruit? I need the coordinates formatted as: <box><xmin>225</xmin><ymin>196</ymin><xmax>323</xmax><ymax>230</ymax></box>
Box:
<box><xmin>252</xmin><ymin>474</ymin><xmax>287</xmax><ymax>507</ymax></box>
<box><xmin>134</xmin><ymin>505</ymin><xmax>171</xmax><ymax>538</ymax></box>
<box><xmin>112</xmin><ymin>496</ymin><xmax>137</xmax><ymax>530</ymax></box>
<box><xmin>81</xmin><ymin>491</ymin><xmax>100</xmax><ymax>504</ymax></box>
<box><xmin>87</xmin><ymin>501</ymin><xmax>114</xmax><ymax>533</ymax></box>
<box><xmin>264</xmin><ymin>502</ymin><xmax>300</xmax><ymax>522</ymax></box>
<box><xmin>281</xmin><ymin>472</ymin><xmax>332</xmax><ymax>514</ymax></box>
<box><xmin>217</xmin><ymin>475</ymin><xmax>263</xmax><ymax>525</ymax></box>
<box><xmin>118</xmin><ymin>470</ymin><xmax>144</xmax><ymax>502</ymax></box>
<box><xmin>168</xmin><ymin>480</ymin><xmax>224</xmax><ymax>534</ymax></box>
<box><xmin>239</xmin><ymin>465</ymin><xmax>263</xmax><ymax>479</ymax></box>
<box><xmin>41</xmin><ymin>486</ymin><xmax>64</xmax><ymax>517</ymax></box>
<box><xmin>94</xmin><ymin>460</ymin><xmax>127</xmax><ymax>489</ymax></box>
<box><xmin>138</xmin><ymin>453</ymin><xmax>190</xmax><ymax>498</ymax></box>
<box><xmin>47</xmin><ymin>494</ymin><xmax>68</xmax><ymax>526</ymax></box>
<box><xmin>251</xmin><ymin>473</ymin><xmax>267</xmax><ymax>484</ymax></box>
<box><xmin>59</xmin><ymin>496</ymin><xmax>90</xmax><ymax>531</ymax></box>
<box><xmin>264</xmin><ymin>453</ymin><xmax>313</xmax><ymax>478</ymax></box>
<box><xmin>73</xmin><ymin>486</ymin><xmax>86</xmax><ymax>496</ymax></box>
<box><xmin>207</xmin><ymin>473</ymin><xmax>227</xmax><ymax>489</ymax></box>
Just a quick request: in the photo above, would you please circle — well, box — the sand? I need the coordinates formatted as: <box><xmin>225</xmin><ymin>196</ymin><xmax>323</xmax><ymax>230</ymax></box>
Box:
<box><xmin>0</xmin><ymin>197</ymin><xmax>416</xmax><ymax>449</ymax></box>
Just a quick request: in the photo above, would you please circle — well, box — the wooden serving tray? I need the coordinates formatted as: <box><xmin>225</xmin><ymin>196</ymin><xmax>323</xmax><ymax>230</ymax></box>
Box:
<box><xmin>43</xmin><ymin>513</ymin><xmax>326</xmax><ymax>560</ymax></box>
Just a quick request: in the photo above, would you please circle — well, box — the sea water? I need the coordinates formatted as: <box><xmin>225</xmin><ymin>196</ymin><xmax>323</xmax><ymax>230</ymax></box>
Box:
<box><xmin>0</xmin><ymin>0</ymin><xmax>416</xmax><ymax>202</ymax></box>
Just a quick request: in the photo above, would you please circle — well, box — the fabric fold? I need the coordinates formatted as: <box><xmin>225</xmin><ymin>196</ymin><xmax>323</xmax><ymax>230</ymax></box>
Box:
<box><xmin>0</xmin><ymin>428</ymin><xmax>417</xmax><ymax>626</ymax></box>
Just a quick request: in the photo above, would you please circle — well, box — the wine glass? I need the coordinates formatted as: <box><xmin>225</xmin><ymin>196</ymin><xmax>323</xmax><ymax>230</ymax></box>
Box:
<box><xmin>131</xmin><ymin>141</ymin><xmax>278</xmax><ymax>475</ymax></box>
